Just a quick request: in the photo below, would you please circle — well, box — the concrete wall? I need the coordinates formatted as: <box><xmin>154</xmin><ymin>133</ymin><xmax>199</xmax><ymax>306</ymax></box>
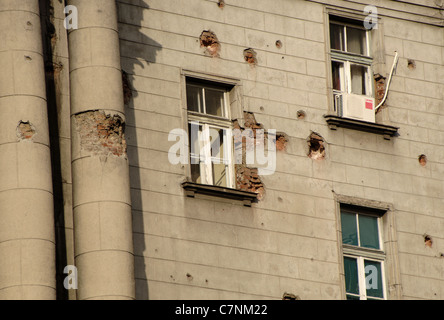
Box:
<box><xmin>77</xmin><ymin>0</ymin><xmax>444</xmax><ymax>300</ymax></box>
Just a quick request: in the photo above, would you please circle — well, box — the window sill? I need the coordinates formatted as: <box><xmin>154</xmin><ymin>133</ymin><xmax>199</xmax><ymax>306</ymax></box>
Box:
<box><xmin>324</xmin><ymin>115</ymin><xmax>399</xmax><ymax>140</ymax></box>
<box><xmin>182</xmin><ymin>181</ymin><xmax>258</xmax><ymax>207</ymax></box>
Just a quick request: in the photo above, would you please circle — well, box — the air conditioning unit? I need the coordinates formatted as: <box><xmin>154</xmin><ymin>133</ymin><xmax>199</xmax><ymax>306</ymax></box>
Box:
<box><xmin>334</xmin><ymin>93</ymin><xmax>375</xmax><ymax>123</ymax></box>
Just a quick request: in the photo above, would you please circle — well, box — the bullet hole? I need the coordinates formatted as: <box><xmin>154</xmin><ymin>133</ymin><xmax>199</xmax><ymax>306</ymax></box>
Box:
<box><xmin>24</xmin><ymin>55</ymin><xmax>32</xmax><ymax>61</ymax></box>
<box><xmin>122</xmin><ymin>70</ymin><xmax>133</xmax><ymax>105</ymax></box>
<box><xmin>244</xmin><ymin>48</ymin><xmax>257</xmax><ymax>65</ymax></box>
<box><xmin>17</xmin><ymin>121</ymin><xmax>36</xmax><ymax>141</ymax></box>
<box><xmin>308</xmin><ymin>132</ymin><xmax>325</xmax><ymax>160</ymax></box>
<box><xmin>275</xmin><ymin>40</ymin><xmax>282</xmax><ymax>49</ymax></box>
<box><xmin>217</xmin><ymin>0</ymin><xmax>225</xmax><ymax>8</ymax></box>
<box><xmin>236</xmin><ymin>166</ymin><xmax>265</xmax><ymax>200</ymax></box>
<box><xmin>260</xmin><ymin>106</ymin><xmax>265</xmax><ymax>112</ymax></box>
<box><xmin>275</xmin><ymin>133</ymin><xmax>289</xmax><ymax>152</ymax></box>
<box><xmin>75</xmin><ymin>111</ymin><xmax>127</xmax><ymax>157</ymax></box>
<box><xmin>374</xmin><ymin>74</ymin><xmax>386</xmax><ymax>109</ymax></box>
<box><xmin>282</xmin><ymin>292</ymin><xmax>301</xmax><ymax>300</ymax></box>
<box><xmin>297</xmin><ymin>110</ymin><xmax>306</xmax><ymax>120</ymax></box>
<box><xmin>424</xmin><ymin>234</ymin><xmax>433</xmax><ymax>248</ymax></box>
<box><xmin>170</xmin><ymin>275</ymin><xmax>176</xmax><ymax>281</ymax></box>
<box><xmin>407</xmin><ymin>59</ymin><xmax>416</xmax><ymax>70</ymax></box>
<box><xmin>186</xmin><ymin>273</ymin><xmax>194</xmax><ymax>281</ymax></box>
<box><xmin>205</xmin><ymin>279</ymin><xmax>209</xmax><ymax>283</ymax></box>
<box><xmin>419</xmin><ymin>154</ymin><xmax>427</xmax><ymax>166</ymax></box>
<box><xmin>278</xmin><ymin>197</ymin><xmax>283</xmax><ymax>202</ymax></box>
<box><xmin>200</xmin><ymin>30</ymin><xmax>220</xmax><ymax>57</ymax></box>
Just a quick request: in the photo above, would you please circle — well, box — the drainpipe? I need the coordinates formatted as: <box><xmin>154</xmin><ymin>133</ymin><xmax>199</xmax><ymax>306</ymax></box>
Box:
<box><xmin>66</xmin><ymin>0</ymin><xmax>135</xmax><ymax>299</ymax></box>
<box><xmin>0</xmin><ymin>1</ymin><xmax>56</xmax><ymax>299</ymax></box>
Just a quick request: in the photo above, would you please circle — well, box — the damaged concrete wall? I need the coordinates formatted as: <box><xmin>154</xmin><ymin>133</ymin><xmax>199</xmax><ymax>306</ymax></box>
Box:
<box><xmin>117</xmin><ymin>0</ymin><xmax>444</xmax><ymax>300</ymax></box>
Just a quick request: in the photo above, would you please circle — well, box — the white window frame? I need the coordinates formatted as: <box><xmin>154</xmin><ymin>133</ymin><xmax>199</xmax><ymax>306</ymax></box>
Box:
<box><xmin>186</xmin><ymin>79</ymin><xmax>236</xmax><ymax>189</ymax></box>
<box><xmin>343</xmin><ymin>254</ymin><xmax>387</xmax><ymax>300</ymax></box>
<box><xmin>330</xmin><ymin>19</ymin><xmax>374</xmax><ymax>98</ymax></box>
<box><xmin>341</xmin><ymin>209</ymin><xmax>387</xmax><ymax>300</ymax></box>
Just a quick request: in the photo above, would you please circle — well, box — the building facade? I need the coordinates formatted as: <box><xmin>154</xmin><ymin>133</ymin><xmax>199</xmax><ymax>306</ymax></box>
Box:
<box><xmin>0</xmin><ymin>0</ymin><xmax>443</xmax><ymax>300</ymax></box>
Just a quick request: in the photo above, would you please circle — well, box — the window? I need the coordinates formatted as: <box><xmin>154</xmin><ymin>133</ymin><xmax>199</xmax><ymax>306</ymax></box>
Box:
<box><xmin>186</xmin><ymin>78</ymin><xmax>235</xmax><ymax>188</ymax></box>
<box><xmin>325</xmin><ymin>16</ymin><xmax>399</xmax><ymax>137</ymax></box>
<box><xmin>340</xmin><ymin>205</ymin><xmax>386</xmax><ymax>300</ymax></box>
<box><xmin>330</xmin><ymin>19</ymin><xmax>373</xmax><ymax>98</ymax></box>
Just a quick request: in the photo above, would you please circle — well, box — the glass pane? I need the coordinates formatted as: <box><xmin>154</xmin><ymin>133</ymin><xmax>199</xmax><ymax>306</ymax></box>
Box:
<box><xmin>189</xmin><ymin>122</ymin><xmax>202</xmax><ymax>163</ymax></box>
<box><xmin>346</xmin><ymin>294</ymin><xmax>361</xmax><ymax>300</ymax></box>
<box><xmin>332</xmin><ymin>61</ymin><xmax>343</xmax><ymax>91</ymax></box>
<box><xmin>209</xmin><ymin>128</ymin><xmax>224</xmax><ymax>161</ymax></box>
<box><xmin>344</xmin><ymin>257</ymin><xmax>359</xmax><ymax>295</ymax></box>
<box><xmin>350</xmin><ymin>65</ymin><xmax>367</xmax><ymax>95</ymax></box>
<box><xmin>359</xmin><ymin>215</ymin><xmax>380</xmax><ymax>249</ymax></box>
<box><xmin>186</xmin><ymin>84</ymin><xmax>203</xmax><ymax>113</ymax></box>
<box><xmin>212</xmin><ymin>163</ymin><xmax>228</xmax><ymax>187</ymax></box>
<box><xmin>365</xmin><ymin>260</ymin><xmax>383</xmax><ymax>298</ymax></box>
<box><xmin>330</xmin><ymin>23</ymin><xmax>344</xmax><ymax>51</ymax></box>
<box><xmin>190</xmin><ymin>164</ymin><xmax>202</xmax><ymax>184</ymax></box>
<box><xmin>205</xmin><ymin>88</ymin><xmax>225</xmax><ymax>117</ymax></box>
<box><xmin>347</xmin><ymin>27</ymin><xmax>367</xmax><ymax>55</ymax></box>
<box><xmin>341</xmin><ymin>212</ymin><xmax>358</xmax><ymax>246</ymax></box>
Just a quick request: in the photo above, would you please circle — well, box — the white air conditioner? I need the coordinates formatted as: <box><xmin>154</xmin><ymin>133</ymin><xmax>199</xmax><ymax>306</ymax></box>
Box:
<box><xmin>334</xmin><ymin>93</ymin><xmax>375</xmax><ymax>123</ymax></box>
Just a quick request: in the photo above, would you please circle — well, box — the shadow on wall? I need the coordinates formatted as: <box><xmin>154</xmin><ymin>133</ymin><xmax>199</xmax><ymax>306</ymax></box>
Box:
<box><xmin>117</xmin><ymin>0</ymin><xmax>162</xmax><ymax>300</ymax></box>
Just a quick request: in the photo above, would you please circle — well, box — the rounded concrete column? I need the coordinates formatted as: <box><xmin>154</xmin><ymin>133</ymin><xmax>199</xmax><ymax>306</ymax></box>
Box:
<box><xmin>0</xmin><ymin>1</ymin><xmax>56</xmax><ymax>299</ymax></box>
<box><xmin>67</xmin><ymin>0</ymin><xmax>135</xmax><ymax>300</ymax></box>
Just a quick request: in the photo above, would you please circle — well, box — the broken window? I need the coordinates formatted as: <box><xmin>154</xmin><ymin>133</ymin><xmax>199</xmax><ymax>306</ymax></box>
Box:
<box><xmin>340</xmin><ymin>205</ymin><xmax>386</xmax><ymax>300</ymax></box>
<box><xmin>186</xmin><ymin>78</ymin><xmax>235</xmax><ymax>188</ymax></box>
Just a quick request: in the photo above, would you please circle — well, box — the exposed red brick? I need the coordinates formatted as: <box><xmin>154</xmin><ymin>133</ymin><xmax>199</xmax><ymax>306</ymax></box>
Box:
<box><xmin>374</xmin><ymin>74</ymin><xmax>386</xmax><ymax>111</ymax></box>
<box><xmin>419</xmin><ymin>154</ymin><xmax>427</xmax><ymax>166</ymax></box>
<box><xmin>275</xmin><ymin>133</ymin><xmax>288</xmax><ymax>152</ymax></box>
<box><xmin>75</xmin><ymin>111</ymin><xmax>127</xmax><ymax>157</ymax></box>
<box><xmin>244</xmin><ymin>48</ymin><xmax>257</xmax><ymax>65</ymax></box>
<box><xmin>308</xmin><ymin>132</ymin><xmax>325</xmax><ymax>160</ymax></box>
<box><xmin>200</xmin><ymin>30</ymin><xmax>220</xmax><ymax>57</ymax></box>
<box><xmin>17</xmin><ymin>121</ymin><xmax>36</xmax><ymax>140</ymax></box>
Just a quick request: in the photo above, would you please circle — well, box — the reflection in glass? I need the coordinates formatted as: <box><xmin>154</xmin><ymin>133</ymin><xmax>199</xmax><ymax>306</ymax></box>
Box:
<box><xmin>344</xmin><ymin>257</ymin><xmax>359</xmax><ymax>296</ymax></box>
<box><xmin>205</xmin><ymin>88</ymin><xmax>225</xmax><ymax>117</ymax></box>
<box><xmin>347</xmin><ymin>27</ymin><xmax>367</xmax><ymax>55</ymax></box>
<box><xmin>186</xmin><ymin>84</ymin><xmax>202</xmax><ymax>113</ymax></box>
<box><xmin>341</xmin><ymin>212</ymin><xmax>358</xmax><ymax>246</ymax></box>
<box><xmin>330</xmin><ymin>23</ymin><xmax>344</xmax><ymax>51</ymax></box>
<box><xmin>351</xmin><ymin>65</ymin><xmax>367</xmax><ymax>95</ymax></box>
